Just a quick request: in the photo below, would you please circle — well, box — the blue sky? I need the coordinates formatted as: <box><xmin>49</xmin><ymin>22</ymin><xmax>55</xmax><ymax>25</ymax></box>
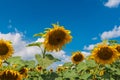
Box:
<box><xmin>0</xmin><ymin>0</ymin><xmax>120</xmax><ymax>60</ymax></box>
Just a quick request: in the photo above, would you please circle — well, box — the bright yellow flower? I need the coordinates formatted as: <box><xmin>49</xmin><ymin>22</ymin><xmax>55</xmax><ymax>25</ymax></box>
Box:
<box><xmin>91</xmin><ymin>44</ymin><xmax>119</xmax><ymax>64</ymax></box>
<box><xmin>71</xmin><ymin>51</ymin><xmax>84</xmax><ymax>65</ymax></box>
<box><xmin>0</xmin><ymin>39</ymin><xmax>14</xmax><ymax>60</ymax></box>
<box><xmin>44</xmin><ymin>24</ymin><xmax>72</xmax><ymax>51</ymax></box>
<box><xmin>19</xmin><ymin>67</ymin><xmax>28</xmax><ymax>78</ymax></box>
<box><xmin>56</xmin><ymin>66</ymin><xmax>64</xmax><ymax>73</ymax></box>
<box><xmin>99</xmin><ymin>70</ymin><xmax>105</xmax><ymax>76</ymax></box>
<box><xmin>0</xmin><ymin>70</ymin><xmax>22</xmax><ymax>80</ymax></box>
<box><xmin>36</xmin><ymin>66</ymin><xmax>42</xmax><ymax>72</ymax></box>
<box><xmin>49</xmin><ymin>68</ymin><xmax>53</xmax><ymax>73</ymax></box>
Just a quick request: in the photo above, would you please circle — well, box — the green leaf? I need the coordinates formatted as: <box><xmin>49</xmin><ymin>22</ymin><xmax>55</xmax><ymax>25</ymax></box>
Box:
<box><xmin>63</xmin><ymin>62</ymin><xmax>72</xmax><ymax>67</ymax></box>
<box><xmin>27</xmin><ymin>42</ymin><xmax>42</xmax><ymax>47</ymax></box>
<box><xmin>55</xmin><ymin>77</ymin><xmax>63</xmax><ymax>80</ymax></box>
<box><xmin>41</xmin><ymin>72</ymin><xmax>58</xmax><ymax>80</ymax></box>
<box><xmin>45</xmin><ymin>54</ymin><xmax>54</xmax><ymax>60</ymax></box>
<box><xmin>63</xmin><ymin>70</ymin><xmax>78</xmax><ymax>78</ymax></box>
<box><xmin>116</xmin><ymin>69</ymin><xmax>120</xmax><ymax>75</ymax></box>
<box><xmin>86</xmin><ymin>60</ymin><xmax>96</xmax><ymax>67</ymax></box>
<box><xmin>33</xmin><ymin>33</ymin><xmax>44</xmax><ymax>37</ymax></box>
<box><xmin>80</xmin><ymin>73</ymin><xmax>91</xmax><ymax>79</ymax></box>
<box><xmin>35</xmin><ymin>54</ymin><xmax>59</xmax><ymax>68</ymax></box>
<box><xmin>6</xmin><ymin>56</ymin><xmax>24</xmax><ymax>66</ymax></box>
<box><xmin>35</xmin><ymin>54</ymin><xmax>42</xmax><ymax>63</ymax></box>
<box><xmin>45</xmin><ymin>54</ymin><xmax>61</xmax><ymax>61</ymax></box>
<box><xmin>77</xmin><ymin>62</ymin><xmax>86</xmax><ymax>71</ymax></box>
<box><xmin>23</xmin><ymin>60</ymin><xmax>35</xmax><ymax>68</ymax></box>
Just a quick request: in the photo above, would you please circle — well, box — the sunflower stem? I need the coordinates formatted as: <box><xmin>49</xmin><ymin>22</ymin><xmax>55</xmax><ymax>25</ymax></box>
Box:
<box><xmin>42</xmin><ymin>48</ymin><xmax>46</xmax><ymax>58</ymax></box>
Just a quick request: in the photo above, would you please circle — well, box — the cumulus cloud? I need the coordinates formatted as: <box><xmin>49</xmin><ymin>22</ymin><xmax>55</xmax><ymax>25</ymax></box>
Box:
<box><xmin>84</xmin><ymin>44</ymin><xmax>95</xmax><ymax>50</ymax></box>
<box><xmin>0</xmin><ymin>32</ymin><xmax>41</xmax><ymax>60</ymax></box>
<box><xmin>50</xmin><ymin>50</ymin><xmax>71</xmax><ymax>63</ymax></box>
<box><xmin>104</xmin><ymin>0</ymin><xmax>120</xmax><ymax>8</ymax></box>
<box><xmin>101</xmin><ymin>26</ymin><xmax>120</xmax><ymax>40</ymax></box>
<box><xmin>81</xmin><ymin>51</ymin><xmax>91</xmax><ymax>57</ymax></box>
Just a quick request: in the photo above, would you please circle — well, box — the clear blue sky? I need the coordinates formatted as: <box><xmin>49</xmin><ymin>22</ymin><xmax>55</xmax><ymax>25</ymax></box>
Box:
<box><xmin>0</xmin><ymin>0</ymin><xmax>120</xmax><ymax>55</ymax></box>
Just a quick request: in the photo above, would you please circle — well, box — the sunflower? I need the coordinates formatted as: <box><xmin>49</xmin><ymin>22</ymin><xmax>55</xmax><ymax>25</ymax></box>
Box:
<box><xmin>99</xmin><ymin>70</ymin><xmax>105</xmax><ymax>76</ymax></box>
<box><xmin>56</xmin><ymin>66</ymin><xmax>64</xmax><ymax>73</ymax></box>
<box><xmin>0</xmin><ymin>39</ymin><xmax>14</xmax><ymax>60</ymax></box>
<box><xmin>44</xmin><ymin>24</ymin><xmax>72</xmax><ymax>51</ymax></box>
<box><xmin>36</xmin><ymin>66</ymin><xmax>42</xmax><ymax>72</ymax></box>
<box><xmin>0</xmin><ymin>70</ymin><xmax>22</xmax><ymax>80</ymax></box>
<box><xmin>49</xmin><ymin>68</ymin><xmax>53</xmax><ymax>73</ymax></box>
<box><xmin>91</xmin><ymin>44</ymin><xmax>119</xmax><ymax>64</ymax></box>
<box><xmin>71</xmin><ymin>51</ymin><xmax>84</xmax><ymax>65</ymax></box>
<box><xmin>19</xmin><ymin>67</ymin><xmax>28</xmax><ymax>78</ymax></box>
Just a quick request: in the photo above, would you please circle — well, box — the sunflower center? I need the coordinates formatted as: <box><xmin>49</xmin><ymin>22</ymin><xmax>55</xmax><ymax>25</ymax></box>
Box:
<box><xmin>48</xmin><ymin>30</ymin><xmax>66</xmax><ymax>45</ymax></box>
<box><xmin>73</xmin><ymin>54</ymin><xmax>82</xmax><ymax>62</ymax></box>
<box><xmin>0</xmin><ymin>43</ymin><xmax>9</xmax><ymax>55</ymax></box>
<box><xmin>37</xmin><ymin>66</ymin><xmax>42</xmax><ymax>70</ymax></box>
<box><xmin>97</xmin><ymin>47</ymin><xmax>113</xmax><ymax>60</ymax></box>
<box><xmin>116</xmin><ymin>46</ymin><xmax>120</xmax><ymax>53</ymax></box>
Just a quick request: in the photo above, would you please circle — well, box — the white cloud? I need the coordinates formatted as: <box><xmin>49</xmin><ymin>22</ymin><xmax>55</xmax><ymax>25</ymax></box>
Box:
<box><xmin>36</xmin><ymin>38</ymin><xmax>44</xmax><ymax>42</ymax></box>
<box><xmin>81</xmin><ymin>51</ymin><xmax>91</xmax><ymax>57</ymax></box>
<box><xmin>84</xmin><ymin>44</ymin><xmax>95</xmax><ymax>50</ymax></box>
<box><xmin>101</xmin><ymin>26</ymin><xmax>120</xmax><ymax>40</ymax></box>
<box><xmin>104</xmin><ymin>0</ymin><xmax>120</xmax><ymax>8</ymax></box>
<box><xmin>0</xmin><ymin>32</ymin><xmax>40</xmax><ymax>60</ymax></box>
<box><xmin>50</xmin><ymin>50</ymin><xmax>71</xmax><ymax>63</ymax></box>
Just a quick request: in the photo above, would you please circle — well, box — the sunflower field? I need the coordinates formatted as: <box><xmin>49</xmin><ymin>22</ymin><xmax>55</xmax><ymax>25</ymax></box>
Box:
<box><xmin>0</xmin><ymin>23</ymin><xmax>120</xmax><ymax>80</ymax></box>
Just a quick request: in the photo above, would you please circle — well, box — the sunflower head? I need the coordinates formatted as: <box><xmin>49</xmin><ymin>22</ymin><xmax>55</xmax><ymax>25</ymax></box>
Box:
<box><xmin>36</xmin><ymin>66</ymin><xmax>42</xmax><ymax>72</ymax></box>
<box><xmin>0</xmin><ymin>39</ymin><xmax>14</xmax><ymax>60</ymax></box>
<box><xmin>49</xmin><ymin>68</ymin><xmax>53</xmax><ymax>73</ymax></box>
<box><xmin>56</xmin><ymin>66</ymin><xmax>64</xmax><ymax>73</ymax></box>
<box><xmin>0</xmin><ymin>70</ymin><xmax>22</xmax><ymax>80</ymax></box>
<box><xmin>19</xmin><ymin>67</ymin><xmax>28</xmax><ymax>78</ymax></box>
<box><xmin>71</xmin><ymin>51</ymin><xmax>84</xmax><ymax>65</ymax></box>
<box><xmin>91</xmin><ymin>44</ymin><xmax>119</xmax><ymax>65</ymax></box>
<box><xmin>99</xmin><ymin>70</ymin><xmax>105</xmax><ymax>76</ymax></box>
<box><xmin>44</xmin><ymin>24</ymin><xmax>72</xmax><ymax>51</ymax></box>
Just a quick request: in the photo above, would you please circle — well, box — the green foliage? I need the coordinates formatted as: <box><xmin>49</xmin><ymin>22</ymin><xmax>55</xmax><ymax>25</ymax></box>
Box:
<box><xmin>35</xmin><ymin>54</ymin><xmax>60</xmax><ymax>68</ymax></box>
<box><xmin>41</xmin><ymin>72</ymin><xmax>58</xmax><ymax>80</ymax></box>
<box><xmin>6</xmin><ymin>56</ymin><xmax>25</xmax><ymax>67</ymax></box>
<box><xmin>33</xmin><ymin>33</ymin><xmax>44</xmax><ymax>37</ymax></box>
<box><xmin>27</xmin><ymin>42</ymin><xmax>42</xmax><ymax>47</ymax></box>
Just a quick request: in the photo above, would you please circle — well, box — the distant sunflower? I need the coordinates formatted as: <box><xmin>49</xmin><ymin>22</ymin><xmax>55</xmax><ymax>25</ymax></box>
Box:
<box><xmin>56</xmin><ymin>66</ymin><xmax>64</xmax><ymax>73</ymax></box>
<box><xmin>0</xmin><ymin>39</ymin><xmax>14</xmax><ymax>60</ymax></box>
<box><xmin>71</xmin><ymin>51</ymin><xmax>84</xmax><ymax>65</ymax></box>
<box><xmin>36</xmin><ymin>66</ymin><xmax>42</xmax><ymax>72</ymax></box>
<box><xmin>91</xmin><ymin>44</ymin><xmax>119</xmax><ymax>64</ymax></box>
<box><xmin>49</xmin><ymin>68</ymin><xmax>53</xmax><ymax>73</ymax></box>
<box><xmin>19</xmin><ymin>67</ymin><xmax>28</xmax><ymax>78</ymax></box>
<box><xmin>0</xmin><ymin>70</ymin><xmax>22</xmax><ymax>80</ymax></box>
<box><xmin>44</xmin><ymin>24</ymin><xmax>72</xmax><ymax>51</ymax></box>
